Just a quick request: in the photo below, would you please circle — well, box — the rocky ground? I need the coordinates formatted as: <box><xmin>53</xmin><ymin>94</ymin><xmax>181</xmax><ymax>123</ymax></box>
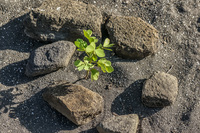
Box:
<box><xmin>0</xmin><ymin>0</ymin><xmax>200</xmax><ymax>133</ymax></box>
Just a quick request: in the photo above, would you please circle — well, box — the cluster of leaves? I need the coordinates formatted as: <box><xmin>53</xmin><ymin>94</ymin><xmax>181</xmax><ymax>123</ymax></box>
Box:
<box><xmin>74</xmin><ymin>30</ymin><xmax>114</xmax><ymax>81</ymax></box>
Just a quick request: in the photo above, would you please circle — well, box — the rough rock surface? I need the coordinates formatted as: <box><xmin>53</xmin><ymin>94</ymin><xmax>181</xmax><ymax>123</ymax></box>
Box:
<box><xmin>106</xmin><ymin>15</ymin><xmax>159</xmax><ymax>60</ymax></box>
<box><xmin>142</xmin><ymin>71</ymin><xmax>179</xmax><ymax>107</ymax></box>
<box><xmin>97</xmin><ymin>114</ymin><xmax>139</xmax><ymax>133</ymax></box>
<box><xmin>24</xmin><ymin>0</ymin><xmax>102</xmax><ymax>42</ymax></box>
<box><xmin>25</xmin><ymin>41</ymin><xmax>75</xmax><ymax>77</ymax></box>
<box><xmin>43</xmin><ymin>81</ymin><xmax>104</xmax><ymax>125</ymax></box>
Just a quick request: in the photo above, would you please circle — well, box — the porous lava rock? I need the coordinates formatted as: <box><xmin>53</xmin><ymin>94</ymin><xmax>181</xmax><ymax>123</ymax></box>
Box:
<box><xmin>106</xmin><ymin>15</ymin><xmax>160</xmax><ymax>60</ymax></box>
<box><xmin>24</xmin><ymin>0</ymin><xmax>102</xmax><ymax>42</ymax></box>
<box><xmin>97</xmin><ymin>114</ymin><xmax>139</xmax><ymax>133</ymax></box>
<box><xmin>43</xmin><ymin>81</ymin><xmax>104</xmax><ymax>125</ymax></box>
<box><xmin>25</xmin><ymin>41</ymin><xmax>75</xmax><ymax>77</ymax></box>
<box><xmin>142</xmin><ymin>71</ymin><xmax>179</xmax><ymax>107</ymax></box>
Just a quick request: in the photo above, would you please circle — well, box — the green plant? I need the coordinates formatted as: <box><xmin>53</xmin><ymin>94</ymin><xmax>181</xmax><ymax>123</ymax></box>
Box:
<box><xmin>74</xmin><ymin>30</ymin><xmax>115</xmax><ymax>81</ymax></box>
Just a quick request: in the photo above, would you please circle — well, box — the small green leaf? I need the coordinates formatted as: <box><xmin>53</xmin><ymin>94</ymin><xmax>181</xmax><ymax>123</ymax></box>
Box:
<box><xmin>84</xmin><ymin>64</ymin><xmax>90</xmax><ymax>70</ymax></box>
<box><xmin>92</xmin><ymin>54</ymin><xmax>98</xmax><ymax>61</ymax></box>
<box><xmin>91</xmin><ymin>37</ymin><xmax>98</xmax><ymax>43</ymax></box>
<box><xmin>78</xmin><ymin>64</ymin><xmax>85</xmax><ymax>71</ymax></box>
<box><xmin>94</xmin><ymin>39</ymin><xmax>98</xmax><ymax>43</ymax></box>
<box><xmin>77</xmin><ymin>39</ymin><xmax>83</xmax><ymax>42</ymax></box>
<box><xmin>103</xmin><ymin>38</ymin><xmax>110</xmax><ymax>47</ymax></box>
<box><xmin>84</xmin><ymin>63</ymin><xmax>94</xmax><ymax>70</ymax></box>
<box><xmin>88</xmin><ymin>63</ymin><xmax>94</xmax><ymax>68</ymax></box>
<box><xmin>90</xmin><ymin>42</ymin><xmax>96</xmax><ymax>49</ymax></box>
<box><xmin>84</xmin><ymin>30</ymin><xmax>90</xmax><ymax>39</ymax></box>
<box><xmin>84</xmin><ymin>30</ymin><xmax>93</xmax><ymax>43</ymax></box>
<box><xmin>97</xmin><ymin>58</ymin><xmax>113</xmax><ymax>73</ymax></box>
<box><xmin>106</xmin><ymin>44</ymin><xmax>115</xmax><ymax>48</ymax></box>
<box><xmin>74</xmin><ymin>40</ymin><xmax>80</xmax><ymax>48</ymax></box>
<box><xmin>76</xmin><ymin>39</ymin><xmax>88</xmax><ymax>50</ymax></box>
<box><xmin>74</xmin><ymin>60</ymin><xmax>84</xmax><ymax>67</ymax></box>
<box><xmin>105</xmin><ymin>66</ymin><xmax>114</xmax><ymax>73</ymax></box>
<box><xmin>104</xmin><ymin>60</ymin><xmax>111</xmax><ymax>66</ymax></box>
<box><xmin>88</xmin><ymin>38</ymin><xmax>93</xmax><ymax>43</ymax></box>
<box><xmin>103</xmin><ymin>48</ymin><xmax>113</xmax><ymax>51</ymax></box>
<box><xmin>97</xmin><ymin>44</ymin><xmax>103</xmax><ymax>49</ymax></box>
<box><xmin>95</xmin><ymin>48</ymin><xmax>105</xmax><ymax>57</ymax></box>
<box><xmin>98</xmin><ymin>58</ymin><xmax>111</xmax><ymax>66</ymax></box>
<box><xmin>86</xmin><ymin>45</ymin><xmax>95</xmax><ymax>53</ymax></box>
<box><xmin>83</xmin><ymin>56</ymin><xmax>90</xmax><ymax>63</ymax></box>
<box><xmin>88</xmin><ymin>37</ymin><xmax>98</xmax><ymax>43</ymax></box>
<box><xmin>77</xmin><ymin>49</ymin><xmax>85</xmax><ymax>51</ymax></box>
<box><xmin>98</xmin><ymin>58</ymin><xmax>106</xmax><ymax>63</ymax></box>
<box><xmin>82</xmin><ymin>41</ymin><xmax>88</xmax><ymax>48</ymax></box>
<box><xmin>90</xmin><ymin>69</ymin><xmax>99</xmax><ymax>81</ymax></box>
<box><xmin>97</xmin><ymin>62</ymin><xmax>106</xmax><ymax>73</ymax></box>
<box><xmin>87</xmin><ymin>30</ymin><xmax>92</xmax><ymax>36</ymax></box>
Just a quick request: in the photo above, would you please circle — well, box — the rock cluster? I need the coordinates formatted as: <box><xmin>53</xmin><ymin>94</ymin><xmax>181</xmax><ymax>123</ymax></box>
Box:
<box><xmin>24</xmin><ymin>0</ymin><xmax>160</xmax><ymax>60</ymax></box>
<box><xmin>24</xmin><ymin>0</ymin><xmax>162</xmax><ymax>77</ymax></box>
<box><xmin>22</xmin><ymin>0</ymin><xmax>179</xmax><ymax>132</ymax></box>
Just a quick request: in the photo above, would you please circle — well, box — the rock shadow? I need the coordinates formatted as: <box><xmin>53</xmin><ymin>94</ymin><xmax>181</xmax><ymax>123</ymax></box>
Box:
<box><xmin>9</xmin><ymin>89</ymin><xmax>77</xmax><ymax>133</ymax></box>
<box><xmin>0</xmin><ymin>13</ymin><xmax>45</xmax><ymax>52</ymax></box>
<box><xmin>105</xmin><ymin>50</ymin><xmax>139</xmax><ymax>63</ymax></box>
<box><xmin>0</xmin><ymin>59</ymin><xmax>36</xmax><ymax>86</ymax></box>
<box><xmin>0</xmin><ymin>87</ymin><xmax>22</xmax><ymax>115</ymax></box>
<box><xmin>104</xmin><ymin>64</ymin><xmax>130</xmax><ymax>87</ymax></box>
<box><xmin>81</xmin><ymin>128</ymin><xmax>98</xmax><ymax>133</ymax></box>
<box><xmin>111</xmin><ymin>79</ymin><xmax>162</xmax><ymax>118</ymax></box>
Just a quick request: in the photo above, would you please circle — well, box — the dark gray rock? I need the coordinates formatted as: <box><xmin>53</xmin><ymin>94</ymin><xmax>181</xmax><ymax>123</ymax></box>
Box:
<box><xmin>24</xmin><ymin>0</ymin><xmax>102</xmax><ymax>42</ymax></box>
<box><xmin>142</xmin><ymin>71</ymin><xmax>178</xmax><ymax>107</ymax></box>
<box><xmin>106</xmin><ymin>15</ymin><xmax>160</xmax><ymax>60</ymax></box>
<box><xmin>97</xmin><ymin>114</ymin><xmax>139</xmax><ymax>133</ymax></box>
<box><xmin>43</xmin><ymin>81</ymin><xmax>104</xmax><ymax>125</ymax></box>
<box><xmin>25</xmin><ymin>41</ymin><xmax>75</xmax><ymax>77</ymax></box>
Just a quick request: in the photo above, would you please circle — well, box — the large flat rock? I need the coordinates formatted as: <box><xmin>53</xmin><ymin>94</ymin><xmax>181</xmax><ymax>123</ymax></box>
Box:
<box><xmin>43</xmin><ymin>81</ymin><xmax>104</xmax><ymax>125</ymax></box>
<box><xmin>24</xmin><ymin>0</ymin><xmax>102</xmax><ymax>42</ymax></box>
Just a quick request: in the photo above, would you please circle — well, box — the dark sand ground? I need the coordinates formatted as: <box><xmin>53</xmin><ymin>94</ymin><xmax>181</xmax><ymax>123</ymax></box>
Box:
<box><xmin>0</xmin><ymin>0</ymin><xmax>200</xmax><ymax>133</ymax></box>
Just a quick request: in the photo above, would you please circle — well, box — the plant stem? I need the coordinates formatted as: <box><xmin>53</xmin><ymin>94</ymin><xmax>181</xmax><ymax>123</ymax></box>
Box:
<box><xmin>85</xmin><ymin>70</ymin><xmax>90</xmax><ymax>79</ymax></box>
